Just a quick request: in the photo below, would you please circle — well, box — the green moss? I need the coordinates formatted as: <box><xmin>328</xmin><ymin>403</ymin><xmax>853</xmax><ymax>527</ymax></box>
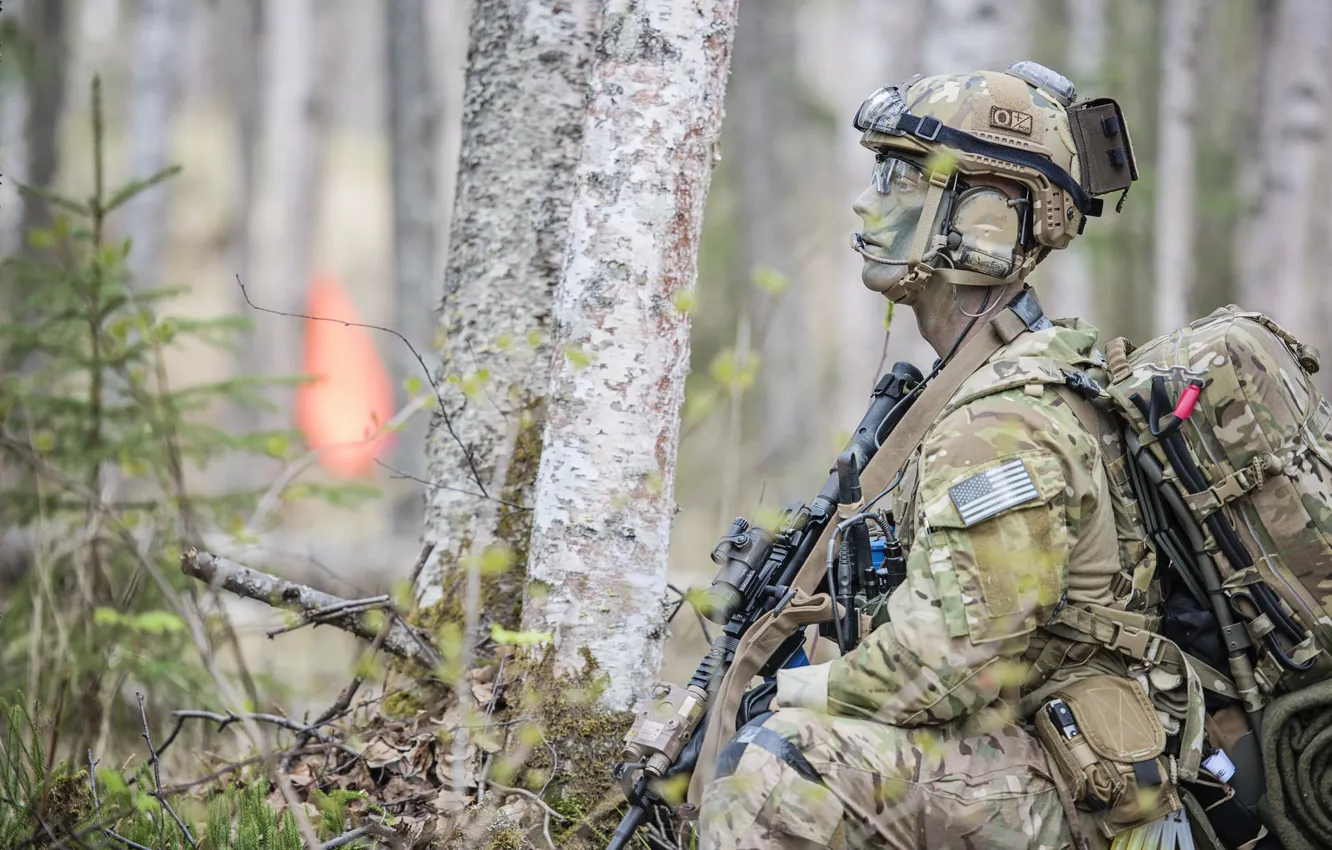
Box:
<box><xmin>483</xmin><ymin>825</ymin><xmax>526</xmax><ymax>850</ymax></box>
<box><xmin>490</xmin><ymin>396</ymin><xmax>547</xmax><ymax>631</ymax></box>
<box><xmin>499</xmin><ymin>645</ymin><xmax>636</xmax><ymax>848</ymax></box>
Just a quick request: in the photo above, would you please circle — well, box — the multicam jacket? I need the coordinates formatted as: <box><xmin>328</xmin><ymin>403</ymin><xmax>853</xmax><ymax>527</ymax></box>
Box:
<box><xmin>775</xmin><ymin>319</ymin><xmax>1149</xmax><ymax>725</ymax></box>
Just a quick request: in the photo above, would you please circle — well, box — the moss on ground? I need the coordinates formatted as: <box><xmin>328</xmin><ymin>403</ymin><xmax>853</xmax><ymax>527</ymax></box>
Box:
<box><xmin>497</xmin><ymin>645</ymin><xmax>636</xmax><ymax>848</ymax></box>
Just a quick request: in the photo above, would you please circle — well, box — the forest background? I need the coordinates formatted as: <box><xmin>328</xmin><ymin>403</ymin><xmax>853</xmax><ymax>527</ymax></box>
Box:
<box><xmin>0</xmin><ymin>0</ymin><xmax>1328</xmax><ymax>847</ymax></box>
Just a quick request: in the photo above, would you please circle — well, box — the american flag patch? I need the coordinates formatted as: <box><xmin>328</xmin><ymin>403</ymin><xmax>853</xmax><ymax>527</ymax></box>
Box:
<box><xmin>948</xmin><ymin>459</ymin><xmax>1039</xmax><ymax>527</ymax></box>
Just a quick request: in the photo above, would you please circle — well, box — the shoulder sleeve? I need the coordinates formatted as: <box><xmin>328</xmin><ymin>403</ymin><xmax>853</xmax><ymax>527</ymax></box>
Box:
<box><xmin>776</xmin><ymin>386</ymin><xmax>1100</xmax><ymax>725</ymax></box>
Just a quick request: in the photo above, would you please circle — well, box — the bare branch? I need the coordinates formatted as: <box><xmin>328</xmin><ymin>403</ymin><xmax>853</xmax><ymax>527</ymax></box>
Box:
<box><xmin>136</xmin><ymin>692</ymin><xmax>199</xmax><ymax>849</ymax></box>
<box><xmin>180</xmin><ymin>548</ymin><xmax>442</xmax><ymax>670</ymax></box>
<box><xmin>167</xmin><ymin>709</ymin><xmax>361</xmax><ymax>759</ymax></box>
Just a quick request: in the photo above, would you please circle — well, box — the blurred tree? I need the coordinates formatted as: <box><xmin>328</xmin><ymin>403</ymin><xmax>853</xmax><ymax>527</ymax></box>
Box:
<box><xmin>414</xmin><ymin>0</ymin><xmax>599</xmax><ymax>627</ymax></box>
<box><xmin>1038</xmin><ymin>0</ymin><xmax>1103</xmax><ymax>323</ymax></box>
<box><xmin>216</xmin><ymin>0</ymin><xmax>263</xmax><ymax>306</ymax></box>
<box><xmin>235</xmin><ymin>0</ymin><xmax>332</xmax><ymax>468</ymax></box>
<box><xmin>523</xmin><ymin>0</ymin><xmax>740</xmax><ymax>711</ymax></box>
<box><xmin>1154</xmin><ymin>0</ymin><xmax>1202</xmax><ymax>334</ymax></box>
<box><xmin>729</xmin><ymin>0</ymin><xmax>808</xmax><ymax>507</ymax></box>
<box><xmin>385</xmin><ymin>0</ymin><xmax>441</xmax><ymax>533</ymax></box>
<box><xmin>1239</xmin><ymin>0</ymin><xmax>1330</xmax><ymax>341</ymax></box>
<box><xmin>919</xmin><ymin>0</ymin><xmax>1034</xmax><ymax>75</ymax></box>
<box><xmin>123</xmin><ymin>0</ymin><xmax>190</xmax><ymax>292</ymax></box>
<box><xmin>17</xmin><ymin>0</ymin><xmax>66</xmax><ymax>251</ymax></box>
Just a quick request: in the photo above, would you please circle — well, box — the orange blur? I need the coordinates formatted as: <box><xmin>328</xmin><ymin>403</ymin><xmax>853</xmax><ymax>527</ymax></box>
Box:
<box><xmin>295</xmin><ymin>273</ymin><xmax>395</xmax><ymax>478</ymax></box>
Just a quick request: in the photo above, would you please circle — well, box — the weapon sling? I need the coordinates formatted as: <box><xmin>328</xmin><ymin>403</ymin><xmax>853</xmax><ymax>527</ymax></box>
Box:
<box><xmin>687</xmin><ymin>301</ymin><xmax>1042</xmax><ymax>806</ymax></box>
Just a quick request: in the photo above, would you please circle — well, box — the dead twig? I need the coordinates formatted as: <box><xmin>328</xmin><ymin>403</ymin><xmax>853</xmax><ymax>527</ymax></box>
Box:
<box><xmin>318</xmin><ymin>822</ymin><xmax>398</xmax><ymax>849</ymax></box>
<box><xmin>136</xmin><ymin>693</ymin><xmax>198</xmax><ymax>849</ymax></box>
<box><xmin>166</xmin><ymin>709</ymin><xmax>361</xmax><ymax>759</ymax></box>
<box><xmin>159</xmin><ymin>745</ymin><xmax>330</xmax><ymax>796</ymax></box>
<box><xmin>266</xmin><ymin>594</ymin><xmax>392</xmax><ymax>639</ymax></box>
<box><xmin>179</xmin><ymin>548</ymin><xmax>442</xmax><ymax>670</ymax></box>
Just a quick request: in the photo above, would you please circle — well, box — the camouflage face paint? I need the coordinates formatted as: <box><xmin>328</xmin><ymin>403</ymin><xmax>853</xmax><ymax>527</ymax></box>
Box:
<box><xmin>852</xmin><ymin>155</ymin><xmax>929</xmax><ymax>294</ymax></box>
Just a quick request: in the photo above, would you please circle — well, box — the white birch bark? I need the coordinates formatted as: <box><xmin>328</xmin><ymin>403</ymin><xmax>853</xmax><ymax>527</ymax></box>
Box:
<box><xmin>523</xmin><ymin>0</ymin><xmax>740</xmax><ymax>711</ymax></box>
<box><xmin>123</xmin><ymin>0</ymin><xmax>191</xmax><ymax>292</ymax></box>
<box><xmin>385</xmin><ymin>0</ymin><xmax>441</xmax><ymax>530</ymax></box>
<box><xmin>1153</xmin><ymin>0</ymin><xmax>1204</xmax><ymax>334</ymax></box>
<box><xmin>1241</xmin><ymin>0</ymin><xmax>1330</xmax><ymax>340</ymax></box>
<box><xmin>239</xmin><ymin>0</ymin><xmax>331</xmax><ymax>444</ymax></box>
<box><xmin>414</xmin><ymin>0</ymin><xmax>599</xmax><ymax>610</ymax></box>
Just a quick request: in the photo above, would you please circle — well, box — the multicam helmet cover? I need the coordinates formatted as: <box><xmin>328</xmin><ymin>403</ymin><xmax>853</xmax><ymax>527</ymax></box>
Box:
<box><xmin>850</xmin><ymin>60</ymin><xmax>1137</xmax><ymax>301</ymax></box>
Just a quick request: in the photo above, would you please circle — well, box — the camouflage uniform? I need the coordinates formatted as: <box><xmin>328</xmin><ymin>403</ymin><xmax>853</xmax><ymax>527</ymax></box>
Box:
<box><xmin>700</xmin><ymin>319</ymin><xmax>1126</xmax><ymax>850</ymax></box>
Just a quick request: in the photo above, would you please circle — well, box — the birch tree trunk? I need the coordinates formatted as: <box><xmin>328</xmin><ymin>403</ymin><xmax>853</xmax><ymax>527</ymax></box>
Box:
<box><xmin>1241</xmin><ymin>0</ymin><xmax>1330</xmax><ymax>340</ymax></box>
<box><xmin>523</xmin><ymin>0</ymin><xmax>740</xmax><ymax>711</ymax></box>
<box><xmin>237</xmin><ymin>0</ymin><xmax>331</xmax><ymax>448</ymax></box>
<box><xmin>1153</xmin><ymin>0</ymin><xmax>1203</xmax><ymax>334</ymax></box>
<box><xmin>123</xmin><ymin>0</ymin><xmax>191</xmax><ymax>292</ymax></box>
<box><xmin>414</xmin><ymin>1</ymin><xmax>599</xmax><ymax>620</ymax></box>
<box><xmin>385</xmin><ymin>0</ymin><xmax>441</xmax><ymax>532</ymax></box>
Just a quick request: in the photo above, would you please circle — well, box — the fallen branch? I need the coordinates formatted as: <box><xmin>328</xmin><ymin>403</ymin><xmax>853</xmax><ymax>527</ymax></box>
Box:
<box><xmin>180</xmin><ymin>549</ymin><xmax>442</xmax><ymax>670</ymax></box>
<box><xmin>167</xmin><ymin>710</ymin><xmax>361</xmax><ymax>759</ymax></box>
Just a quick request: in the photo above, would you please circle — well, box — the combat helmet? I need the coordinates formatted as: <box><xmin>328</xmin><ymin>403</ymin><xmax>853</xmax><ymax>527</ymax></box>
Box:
<box><xmin>851</xmin><ymin>61</ymin><xmax>1138</xmax><ymax>303</ymax></box>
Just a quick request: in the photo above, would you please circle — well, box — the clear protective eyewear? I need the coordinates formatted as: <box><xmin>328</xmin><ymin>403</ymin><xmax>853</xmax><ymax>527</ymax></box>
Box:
<box><xmin>871</xmin><ymin>154</ymin><xmax>928</xmax><ymax>197</ymax></box>
<box><xmin>853</xmin><ymin>85</ymin><xmax>908</xmax><ymax>135</ymax></box>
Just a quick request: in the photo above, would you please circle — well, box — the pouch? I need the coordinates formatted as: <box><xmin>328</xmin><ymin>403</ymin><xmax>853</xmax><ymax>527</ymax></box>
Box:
<box><xmin>1034</xmin><ymin>674</ymin><xmax>1183</xmax><ymax>838</ymax></box>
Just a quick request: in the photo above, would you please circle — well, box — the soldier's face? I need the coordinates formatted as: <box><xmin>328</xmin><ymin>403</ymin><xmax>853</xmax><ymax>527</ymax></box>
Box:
<box><xmin>853</xmin><ymin>154</ymin><xmax>930</xmax><ymax>294</ymax></box>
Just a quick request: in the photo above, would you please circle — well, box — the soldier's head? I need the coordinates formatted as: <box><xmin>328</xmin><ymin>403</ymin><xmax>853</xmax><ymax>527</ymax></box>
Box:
<box><xmin>850</xmin><ymin>61</ymin><xmax>1138</xmax><ymax>310</ymax></box>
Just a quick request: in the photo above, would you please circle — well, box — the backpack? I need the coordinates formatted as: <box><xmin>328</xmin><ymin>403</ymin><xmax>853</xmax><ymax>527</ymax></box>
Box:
<box><xmin>1096</xmin><ymin>306</ymin><xmax>1332</xmax><ymax>849</ymax></box>
<box><xmin>1102</xmin><ymin>306</ymin><xmax>1332</xmax><ymax>700</ymax></box>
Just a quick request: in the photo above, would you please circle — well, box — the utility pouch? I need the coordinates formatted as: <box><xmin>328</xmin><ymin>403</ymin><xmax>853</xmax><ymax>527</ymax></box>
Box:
<box><xmin>1033</xmin><ymin>675</ymin><xmax>1182</xmax><ymax>838</ymax></box>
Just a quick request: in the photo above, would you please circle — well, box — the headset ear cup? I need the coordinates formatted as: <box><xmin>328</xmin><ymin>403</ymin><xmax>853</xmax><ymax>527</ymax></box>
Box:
<box><xmin>944</xmin><ymin>187</ymin><xmax>1022</xmax><ymax>279</ymax></box>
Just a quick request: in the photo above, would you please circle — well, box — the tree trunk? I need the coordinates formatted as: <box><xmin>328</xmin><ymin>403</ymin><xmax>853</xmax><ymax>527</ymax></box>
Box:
<box><xmin>237</xmin><ymin>0</ymin><xmax>332</xmax><ymax>454</ymax></box>
<box><xmin>122</xmin><ymin>0</ymin><xmax>191</xmax><ymax>292</ymax></box>
<box><xmin>1240</xmin><ymin>0</ymin><xmax>1330</xmax><ymax>340</ymax></box>
<box><xmin>385</xmin><ymin>0</ymin><xmax>441</xmax><ymax>534</ymax></box>
<box><xmin>919</xmin><ymin>0</ymin><xmax>1034</xmax><ymax>75</ymax></box>
<box><xmin>19</xmin><ymin>0</ymin><xmax>67</xmax><ymax>246</ymax></box>
<box><xmin>0</xmin><ymin>1</ymin><xmax>29</xmax><ymax>260</ymax></box>
<box><xmin>1040</xmin><ymin>0</ymin><xmax>1104</xmax><ymax>324</ymax></box>
<box><xmin>1153</xmin><ymin>0</ymin><xmax>1203</xmax><ymax>334</ymax></box>
<box><xmin>729</xmin><ymin>0</ymin><xmax>806</xmax><ymax>500</ymax></box>
<box><xmin>522</xmin><ymin>0</ymin><xmax>740</xmax><ymax>711</ymax></box>
<box><xmin>414</xmin><ymin>0</ymin><xmax>600</xmax><ymax>623</ymax></box>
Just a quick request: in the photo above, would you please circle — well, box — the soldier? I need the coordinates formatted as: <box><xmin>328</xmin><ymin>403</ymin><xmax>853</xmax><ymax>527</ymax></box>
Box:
<box><xmin>699</xmin><ymin>62</ymin><xmax>1166</xmax><ymax>850</ymax></box>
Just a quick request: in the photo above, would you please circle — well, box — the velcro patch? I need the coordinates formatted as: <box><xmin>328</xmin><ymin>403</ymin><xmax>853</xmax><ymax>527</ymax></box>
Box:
<box><xmin>948</xmin><ymin>459</ymin><xmax>1039</xmax><ymax>526</ymax></box>
<box><xmin>990</xmin><ymin>105</ymin><xmax>1033</xmax><ymax>136</ymax></box>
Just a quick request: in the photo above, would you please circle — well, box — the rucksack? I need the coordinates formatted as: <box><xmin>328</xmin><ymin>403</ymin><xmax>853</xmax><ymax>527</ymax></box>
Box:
<box><xmin>1097</xmin><ymin>305</ymin><xmax>1332</xmax><ymax>849</ymax></box>
<box><xmin>1103</xmin><ymin>306</ymin><xmax>1332</xmax><ymax>700</ymax></box>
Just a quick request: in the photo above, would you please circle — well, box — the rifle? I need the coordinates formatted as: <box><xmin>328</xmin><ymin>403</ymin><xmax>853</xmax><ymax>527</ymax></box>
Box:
<box><xmin>606</xmin><ymin>360</ymin><xmax>924</xmax><ymax>850</ymax></box>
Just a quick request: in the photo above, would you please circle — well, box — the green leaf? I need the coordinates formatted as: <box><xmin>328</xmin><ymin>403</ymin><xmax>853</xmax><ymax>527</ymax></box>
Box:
<box><xmin>264</xmin><ymin>434</ymin><xmax>289</xmax><ymax>458</ymax></box>
<box><xmin>490</xmin><ymin>624</ymin><xmax>553</xmax><ymax>647</ymax></box>
<box><xmin>752</xmin><ymin>266</ymin><xmax>788</xmax><ymax>295</ymax></box>
<box><xmin>130</xmin><ymin>610</ymin><xmax>187</xmax><ymax>635</ymax></box>
<box><xmin>671</xmin><ymin>288</ymin><xmax>696</xmax><ymax>314</ymax></box>
<box><xmin>563</xmin><ymin>344</ymin><xmax>593</xmax><ymax>370</ymax></box>
<box><xmin>104</xmin><ymin>164</ymin><xmax>183</xmax><ymax>213</ymax></box>
<box><xmin>403</xmin><ymin>375</ymin><xmax>423</xmax><ymax>396</ymax></box>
